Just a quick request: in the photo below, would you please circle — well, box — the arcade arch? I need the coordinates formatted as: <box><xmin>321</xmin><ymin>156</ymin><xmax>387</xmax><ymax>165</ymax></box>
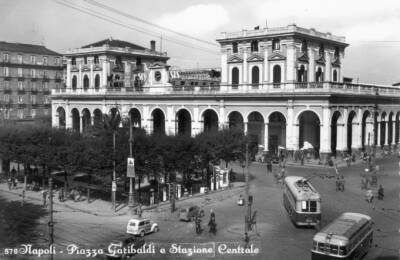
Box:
<box><xmin>228</xmin><ymin>111</ymin><xmax>244</xmax><ymax>131</ymax></box>
<box><xmin>298</xmin><ymin>111</ymin><xmax>320</xmax><ymax>154</ymax></box>
<box><xmin>151</xmin><ymin>108</ymin><xmax>165</xmax><ymax>135</ymax></box>
<box><xmin>176</xmin><ymin>109</ymin><xmax>192</xmax><ymax>136</ymax></box>
<box><xmin>268</xmin><ymin>112</ymin><xmax>286</xmax><ymax>154</ymax></box>
<box><xmin>202</xmin><ymin>109</ymin><xmax>219</xmax><ymax>132</ymax></box>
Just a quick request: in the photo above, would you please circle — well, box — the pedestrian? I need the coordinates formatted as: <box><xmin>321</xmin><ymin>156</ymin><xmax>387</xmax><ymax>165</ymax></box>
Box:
<box><xmin>58</xmin><ymin>187</ymin><xmax>64</xmax><ymax>202</ymax></box>
<box><xmin>366</xmin><ymin>189</ymin><xmax>373</xmax><ymax>203</ymax></box>
<box><xmin>244</xmin><ymin>232</ymin><xmax>250</xmax><ymax>249</ymax></box>
<box><xmin>13</xmin><ymin>178</ymin><xmax>17</xmax><ymax>189</ymax></box>
<box><xmin>378</xmin><ymin>185</ymin><xmax>384</xmax><ymax>200</ymax></box>
<box><xmin>42</xmin><ymin>190</ymin><xmax>48</xmax><ymax>207</ymax></box>
<box><xmin>7</xmin><ymin>178</ymin><xmax>12</xmax><ymax>190</ymax></box>
<box><xmin>334</xmin><ymin>164</ymin><xmax>339</xmax><ymax>177</ymax></box>
<box><xmin>340</xmin><ymin>175</ymin><xmax>345</xmax><ymax>192</ymax></box>
<box><xmin>335</xmin><ymin>177</ymin><xmax>340</xmax><ymax>192</ymax></box>
<box><xmin>210</xmin><ymin>209</ymin><xmax>215</xmax><ymax>220</ymax></box>
<box><xmin>361</xmin><ymin>176</ymin><xmax>366</xmax><ymax>190</ymax></box>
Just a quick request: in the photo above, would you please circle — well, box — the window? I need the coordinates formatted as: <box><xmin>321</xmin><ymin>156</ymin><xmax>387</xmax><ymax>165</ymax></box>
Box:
<box><xmin>83</xmin><ymin>75</ymin><xmax>89</xmax><ymax>89</ymax></box>
<box><xmin>4</xmin><ymin>94</ymin><xmax>10</xmax><ymax>102</ymax></box>
<box><xmin>43</xmin><ymin>70</ymin><xmax>47</xmax><ymax>78</ymax></box>
<box><xmin>18</xmin><ymin>68</ymin><xmax>23</xmax><ymax>77</ymax></box>
<box><xmin>30</xmin><ymin>95</ymin><xmax>37</xmax><ymax>104</ymax></box>
<box><xmin>72</xmin><ymin>75</ymin><xmax>77</xmax><ymax>89</ymax></box>
<box><xmin>309</xmin><ymin>201</ymin><xmax>317</xmax><ymax>212</ymax></box>
<box><xmin>339</xmin><ymin>246</ymin><xmax>347</xmax><ymax>255</ymax></box>
<box><xmin>55</xmin><ymin>57</ymin><xmax>60</xmax><ymax>66</ymax></box>
<box><xmin>297</xmin><ymin>65</ymin><xmax>307</xmax><ymax>82</ymax></box>
<box><xmin>31</xmin><ymin>55</ymin><xmax>36</xmax><ymax>64</ymax></box>
<box><xmin>251</xmin><ymin>40</ymin><xmax>258</xmax><ymax>52</ymax></box>
<box><xmin>317</xmin><ymin>242</ymin><xmax>325</xmax><ymax>252</ymax></box>
<box><xmin>43</xmin><ymin>56</ymin><xmax>48</xmax><ymax>65</ymax></box>
<box><xmin>251</xmin><ymin>66</ymin><xmax>259</xmax><ymax>88</ymax></box>
<box><xmin>84</xmin><ymin>56</ymin><xmax>88</xmax><ymax>65</ymax></box>
<box><xmin>273</xmin><ymin>65</ymin><xmax>281</xmax><ymax>83</ymax></box>
<box><xmin>333</xmin><ymin>70</ymin><xmax>338</xmax><ymax>82</ymax></box>
<box><xmin>180</xmin><ymin>81</ymin><xmax>185</xmax><ymax>86</ymax></box>
<box><xmin>3</xmin><ymin>67</ymin><xmax>9</xmax><ymax>76</ymax></box>
<box><xmin>31</xmin><ymin>109</ymin><xmax>36</xmax><ymax>118</ymax></box>
<box><xmin>334</xmin><ymin>47</ymin><xmax>340</xmax><ymax>59</ymax></box>
<box><xmin>94</xmin><ymin>74</ymin><xmax>100</xmax><ymax>89</ymax></box>
<box><xmin>44</xmin><ymin>82</ymin><xmax>49</xmax><ymax>90</ymax></box>
<box><xmin>94</xmin><ymin>55</ymin><xmax>99</xmax><ymax>64</ymax></box>
<box><xmin>319</xmin><ymin>43</ymin><xmax>325</xmax><ymax>57</ymax></box>
<box><xmin>44</xmin><ymin>95</ymin><xmax>50</xmax><ymax>104</ymax></box>
<box><xmin>18</xmin><ymin>82</ymin><xmax>23</xmax><ymax>90</ymax></box>
<box><xmin>18</xmin><ymin>109</ymin><xmax>24</xmax><ymax>119</ymax></box>
<box><xmin>18</xmin><ymin>96</ymin><xmax>23</xmax><ymax>104</ymax></box>
<box><xmin>272</xmin><ymin>39</ymin><xmax>280</xmax><ymax>51</ymax></box>
<box><xmin>301</xmin><ymin>40</ymin><xmax>308</xmax><ymax>53</ymax></box>
<box><xmin>316</xmin><ymin>67</ymin><xmax>323</xmax><ymax>82</ymax></box>
<box><xmin>17</xmin><ymin>55</ymin><xmax>22</xmax><ymax>64</ymax></box>
<box><xmin>231</xmin><ymin>67</ymin><xmax>239</xmax><ymax>88</ymax></box>
<box><xmin>71</xmin><ymin>57</ymin><xmax>76</xmax><ymax>66</ymax></box>
<box><xmin>232</xmin><ymin>42</ymin><xmax>238</xmax><ymax>53</ymax></box>
<box><xmin>3</xmin><ymin>53</ymin><xmax>9</xmax><ymax>62</ymax></box>
<box><xmin>31</xmin><ymin>69</ymin><xmax>36</xmax><ymax>78</ymax></box>
<box><xmin>44</xmin><ymin>109</ymin><xmax>49</xmax><ymax>116</ymax></box>
<box><xmin>330</xmin><ymin>245</ymin><xmax>338</xmax><ymax>255</ymax></box>
<box><xmin>32</xmin><ymin>82</ymin><xmax>36</xmax><ymax>91</ymax></box>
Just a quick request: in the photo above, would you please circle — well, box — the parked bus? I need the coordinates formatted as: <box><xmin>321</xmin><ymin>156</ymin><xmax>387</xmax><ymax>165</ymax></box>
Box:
<box><xmin>312</xmin><ymin>212</ymin><xmax>373</xmax><ymax>260</ymax></box>
<box><xmin>283</xmin><ymin>176</ymin><xmax>321</xmax><ymax>226</ymax></box>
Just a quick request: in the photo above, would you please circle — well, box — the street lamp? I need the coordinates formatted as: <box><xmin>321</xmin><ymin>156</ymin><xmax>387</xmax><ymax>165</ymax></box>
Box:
<box><xmin>128</xmin><ymin>119</ymin><xmax>139</xmax><ymax>208</ymax></box>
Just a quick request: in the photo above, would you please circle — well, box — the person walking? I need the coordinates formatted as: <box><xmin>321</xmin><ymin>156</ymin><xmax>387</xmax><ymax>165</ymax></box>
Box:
<box><xmin>42</xmin><ymin>190</ymin><xmax>48</xmax><ymax>207</ymax></box>
<box><xmin>335</xmin><ymin>177</ymin><xmax>340</xmax><ymax>192</ymax></box>
<box><xmin>340</xmin><ymin>175</ymin><xmax>345</xmax><ymax>192</ymax></box>
<box><xmin>378</xmin><ymin>185</ymin><xmax>384</xmax><ymax>200</ymax></box>
<box><xmin>7</xmin><ymin>178</ymin><xmax>12</xmax><ymax>190</ymax></box>
<box><xmin>366</xmin><ymin>189</ymin><xmax>374</xmax><ymax>203</ymax></box>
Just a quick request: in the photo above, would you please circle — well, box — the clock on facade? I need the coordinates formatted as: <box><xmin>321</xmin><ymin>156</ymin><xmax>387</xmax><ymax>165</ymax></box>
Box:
<box><xmin>154</xmin><ymin>71</ymin><xmax>162</xmax><ymax>82</ymax></box>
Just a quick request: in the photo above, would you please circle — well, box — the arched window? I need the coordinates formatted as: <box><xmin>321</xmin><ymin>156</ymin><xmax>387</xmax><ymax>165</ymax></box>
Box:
<box><xmin>94</xmin><ymin>55</ymin><xmax>99</xmax><ymax>64</ymax></box>
<box><xmin>83</xmin><ymin>75</ymin><xmax>89</xmax><ymax>90</ymax></box>
<box><xmin>251</xmin><ymin>66</ymin><xmax>259</xmax><ymax>88</ymax></box>
<box><xmin>232</xmin><ymin>42</ymin><xmax>238</xmax><ymax>53</ymax></box>
<box><xmin>232</xmin><ymin>67</ymin><xmax>239</xmax><ymax>89</ymax></box>
<box><xmin>273</xmin><ymin>65</ymin><xmax>281</xmax><ymax>84</ymax></box>
<box><xmin>272</xmin><ymin>39</ymin><xmax>280</xmax><ymax>51</ymax></box>
<box><xmin>333</xmin><ymin>70</ymin><xmax>338</xmax><ymax>82</ymax></box>
<box><xmin>297</xmin><ymin>65</ymin><xmax>307</xmax><ymax>82</ymax></box>
<box><xmin>71</xmin><ymin>57</ymin><xmax>76</xmax><ymax>65</ymax></box>
<box><xmin>72</xmin><ymin>75</ymin><xmax>77</xmax><ymax>90</ymax></box>
<box><xmin>95</xmin><ymin>74</ymin><xmax>100</xmax><ymax>89</ymax></box>
<box><xmin>251</xmin><ymin>40</ymin><xmax>258</xmax><ymax>52</ymax></box>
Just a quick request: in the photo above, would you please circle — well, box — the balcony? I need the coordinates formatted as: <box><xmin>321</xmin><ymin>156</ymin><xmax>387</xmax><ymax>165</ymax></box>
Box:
<box><xmin>3</xmin><ymin>75</ymin><xmax>11</xmax><ymax>81</ymax></box>
<box><xmin>31</xmin><ymin>88</ymin><xmax>38</xmax><ymax>94</ymax></box>
<box><xmin>51</xmin><ymin>82</ymin><xmax>400</xmax><ymax>98</ymax></box>
<box><xmin>17</xmin><ymin>88</ymin><xmax>26</xmax><ymax>94</ymax></box>
<box><xmin>43</xmin><ymin>76</ymin><xmax>50</xmax><ymax>82</ymax></box>
<box><xmin>3</xmin><ymin>87</ymin><xmax>11</xmax><ymax>94</ymax></box>
<box><xmin>31</xmin><ymin>76</ymin><xmax>38</xmax><ymax>81</ymax></box>
<box><xmin>17</xmin><ymin>75</ymin><xmax>25</xmax><ymax>81</ymax></box>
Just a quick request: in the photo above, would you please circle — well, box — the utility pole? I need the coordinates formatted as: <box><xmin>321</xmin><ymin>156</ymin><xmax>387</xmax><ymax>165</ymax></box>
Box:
<box><xmin>245</xmin><ymin>143</ymin><xmax>250</xmax><ymax>232</ymax></box>
<box><xmin>112</xmin><ymin>130</ymin><xmax>116</xmax><ymax>212</ymax></box>
<box><xmin>48</xmin><ymin>177</ymin><xmax>54</xmax><ymax>260</ymax></box>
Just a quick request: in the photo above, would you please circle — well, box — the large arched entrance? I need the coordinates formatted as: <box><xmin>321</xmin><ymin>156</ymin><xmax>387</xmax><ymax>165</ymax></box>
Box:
<box><xmin>380</xmin><ymin>112</ymin><xmax>387</xmax><ymax>146</ymax></box>
<box><xmin>298</xmin><ymin>111</ymin><xmax>320</xmax><ymax>154</ymax></box>
<box><xmin>93</xmin><ymin>109</ymin><xmax>103</xmax><ymax>128</ymax></box>
<box><xmin>228</xmin><ymin>111</ymin><xmax>244</xmax><ymax>131</ymax></box>
<box><xmin>268</xmin><ymin>112</ymin><xmax>286</xmax><ymax>154</ymax></box>
<box><xmin>202</xmin><ymin>109</ymin><xmax>219</xmax><ymax>132</ymax></box>
<box><xmin>57</xmin><ymin>107</ymin><xmax>66</xmax><ymax>129</ymax></box>
<box><xmin>176</xmin><ymin>109</ymin><xmax>192</xmax><ymax>136</ymax></box>
<box><xmin>347</xmin><ymin>111</ymin><xmax>357</xmax><ymax>152</ymax></box>
<box><xmin>71</xmin><ymin>108</ymin><xmax>80</xmax><ymax>132</ymax></box>
<box><xmin>331</xmin><ymin>111</ymin><xmax>342</xmax><ymax>155</ymax></box>
<box><xmin>361</xmin><ymin>111</ymin><xmax>373</xmax><ymax>149</ymax></box>
<box><xmin>82</xmin><ymin>109</ymin><xmax>91</xmax><ymax>132</ymax></box>
<box><xmin>151</xmin><ymin>109</ymin><xmax>165</xmax><ymax>135</ymax></box>
<box><xmin>129</xmin><ymin>108</ymin><xmax>141</xmax><ymax>128</ymax></box>
<box><xmin>247</xmin><ymin>112</ymin><xmax>264</xmax><ymax>150</ymax></box>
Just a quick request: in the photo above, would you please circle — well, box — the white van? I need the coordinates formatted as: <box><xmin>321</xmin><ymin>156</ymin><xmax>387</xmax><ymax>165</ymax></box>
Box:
<box><xmin>126</xmin><ymin>218</ymin><xmax>159</xmax><ymax>237</ymax></box>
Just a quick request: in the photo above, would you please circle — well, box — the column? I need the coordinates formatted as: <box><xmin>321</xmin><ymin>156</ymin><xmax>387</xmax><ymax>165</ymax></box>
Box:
<box><xmin>192</xmin><ymin>107</ymin><xmax>200</xmax><ymax>136</ymax></box>
<box><xmin>384</xmin><ymin>121</ymin><xmax>389</xmax><ymax>146</ymax></box>
<box><xmin>243</xmin><ymin>47</ymin><xmax>248</xmax><ymax>84</ymax></box>
<box><xmin>90</xmin><ymin>63</ymin><xmax>94</xmax><ymax>88</ymax></box>
<box><xmin>65</xmin><ymin>104</ymin><xmax>72</xmax><ymax>129</ymax></box>
<box><xmin>392</xmin><ymin>121</ymin><xmax>397</xmax><ymax>145</ymax></box>
<box><xmin>376</xmin><ymin>120</ymin><xmax>381</xmax><ymax>147</ymax></box>
<box><xmin>66</xmin><ymin>61</ymin><xmax>71</xmax><ymax>88</ymax></box>
<box><xmin>308</xmin><ymin>48</ymin><xmax>315</xmax><ymax>82</ymax></box>
<box><xmin>264</xmin><ymin>122</ymin><xmax>269</xmax><ymax>151</ymax></box>
<box><xmin>79</xmin><ymin>116</ymin><xmax>83</xmax><ymax>133</ymax></box>
<box><xmin>353</xmin><ymin>108</ymin><xmax>363</xmax><ymax>150</ymax></box>
<box><xmin>52</xmin><ymin>104</ymin><xmax>58</xmax><ymax>128</ymax></box>
<box><xmin>167</xmin><ymin>106</ymin><xmax>174</xmax><ymax>135</ymax></box>
<box><xmin>244</xmin><ymin>120</ymin><xmax>248</xmax><ymax>136</ymax></box>
<box><xmin>341</xmin><ymin>108</ymin><xmax>348</xmax><ymax>152</ymax></box>
<box><xmin>324</xmin><ymin>51</ymin><xmax>332</xmax><ymax>81</ymax></box>
<box><xmin>263</xmin><ymin>45</ymin><xmax>269</xmax><ymax>83</ymax></box>
<box><xmin>219</xmin><ymin>100</ymin><xmax>225</xmax><ymax>130</ymax></box>
<box><xmin>286</xmin><ymin>43</ymin><xmax>296</xmax><ymax>82</ymax></box>
<box><xmin>142</xmin><ymin>106</ymin><xmax>149</xmax><ymax>134</ymax></box>
<box><xmin>78</xmin><ymin>64</ymin><xmax>82</xmax><ymax>89</ymax></box>
<box><xmin>320</xmin><ymin>106</ymin><xmax>331</xmax><ymax>154</ymax></box>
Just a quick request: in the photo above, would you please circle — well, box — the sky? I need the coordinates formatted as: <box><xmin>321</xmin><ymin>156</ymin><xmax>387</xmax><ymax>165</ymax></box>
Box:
<box><xmin>0</xmin><ymin>0</ymin><xmax>400</xmax><ymax>84</ymax></box>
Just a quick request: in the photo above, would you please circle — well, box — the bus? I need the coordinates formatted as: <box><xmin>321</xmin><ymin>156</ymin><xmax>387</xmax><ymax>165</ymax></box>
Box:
<box><xmin>283</xmin><ymin>176</ymin><xmax>321</xmax><ymax>226</ymax></box>
<box><xmin>311</xmin><ymin>212</ymin><xmax>373</xmax><ymax>260</ymax></box>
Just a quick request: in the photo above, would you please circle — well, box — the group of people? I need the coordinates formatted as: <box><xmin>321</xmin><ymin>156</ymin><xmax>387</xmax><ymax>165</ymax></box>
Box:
<box><xmin>195</xmin><ymin>209</ymin><xmax>217</xmax><ymax>235</ymax></box>
<box><xmin>335</xmin><ymin>175</ymin><xmax>345</xmax><ymax>192</ymax></box>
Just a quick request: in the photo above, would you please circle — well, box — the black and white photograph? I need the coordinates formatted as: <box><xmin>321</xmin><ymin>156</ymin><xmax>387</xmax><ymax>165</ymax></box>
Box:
<box><xmin>0</xmin><ymin>0</ymin><xmax>399</xmax><ymax>259</ymax></box>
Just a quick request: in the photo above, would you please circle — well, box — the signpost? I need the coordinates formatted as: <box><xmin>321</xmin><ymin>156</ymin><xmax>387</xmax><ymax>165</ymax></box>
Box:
<box><xmin>127</xmin><ymin>157</ymin><xmax>135</xmax><ymax>177</ymax></box>
<box><xmin>112</xmin><ymin>181</ymin><xmax>116</xmax><ymax>192</ymax></box>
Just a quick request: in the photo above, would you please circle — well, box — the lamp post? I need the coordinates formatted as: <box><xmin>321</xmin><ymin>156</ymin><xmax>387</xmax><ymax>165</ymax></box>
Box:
<box><xmin>128</xmin><ymin>119</ymin><xmax>136</xmax><ymax>208</ymax></box>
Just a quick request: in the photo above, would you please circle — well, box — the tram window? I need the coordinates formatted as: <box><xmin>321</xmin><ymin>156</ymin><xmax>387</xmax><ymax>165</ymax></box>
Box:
<box><xmin>310</xmin><ymin>201</ymin><xmax>317</xmax><ymax>212</ymax></box>
<box><xmin>312</xmin><ymin>241</ymin><xmax>317</xmax><ymax>250</ymax></box>
<box><xmin>330</xmin><ymin>245</ymin><xmax>338</xmax><ymax>254</ymax></box>
<box><xmin>317</xmin><ymin>242</ymin><xmax>325</xmax><ymax>251</ymax></box>
<box><xmin>301</xmin><ymin>201</ymin><xmax>308</xmax><ymax>212</ymax></box>
<box><xmin>339</xmin><ymin>246</ymin><xmax>347</xmax><ymax>255</ymax></box>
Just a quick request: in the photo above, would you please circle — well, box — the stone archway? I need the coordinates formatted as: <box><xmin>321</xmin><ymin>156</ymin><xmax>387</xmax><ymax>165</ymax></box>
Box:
<box><xmin>93</xmin><ymin>109</ymin><xmax>103</xmax><ymax>128</ymax></box>
<box><xmin>228</xmin><ymin>111</ymin><xmax>244</xmax><ymax>131</ymax></box>
<box><xmin>57</xmin><ymin>107</ymin><xmax>66</xmax><ymax>129</ymax></box>
<box><xmin>202</xmin><ymin>109</ymin><xmax>219</xmax><ymax>132</ymax></box>
<box><xmin>129</xmin><ymin>108</ymin><xmax>141</xmax><ymax>128</ymax></box>
<box><xmin>247</xmin><ymin>111</ymin><xmax>264</xmax><ymax>150</ymax></box>
<box><xmin>82</xmin><ymin>108</ymin><xmax>91</xmax><ymax>132</ymax></box>
<box><xmin>176</xmin><ymin>109</ymin><xmax>192</xmax><ymax>136</ymax></box>
<box><xmin>71</xmin><ymin>108</ymin><xmax>80</xmax><ymax>132</ymax></box>
<box><xmin>361</xmin><ymin>110</ymin><xmax>373</xmax><ymax>149</ymax></box>
<box><xmin>380</xmin><ymin>112</ymin><xmax>387</xmax><ymax>146</ymax></box>
<box><xmin>331</xmin><ymin>111</ymin><xmax>342</xmax><ymax>155</ymax></box>
<box><xmin>151</xmin><ymin>108</ymin><xmax>165</xmax><ymax>135</ymax></box>
<box><xmin>388</xmin><ymin>112</ymin><xmax>394</xmax><ymax>147</ymax></box>
<box><xmin>298</xmin><ymin>111</ymin><xmax>320</xmax><ymax>154</ymax></box>
<box><xmin>268</xmin><ymin>112</ymin><xmax>286</xmax><ymax>154</ymax></box>
<box><xmin>347</xmin><ymin>111</ymin><xmax>357</xmax><ymax>152</ymax></box>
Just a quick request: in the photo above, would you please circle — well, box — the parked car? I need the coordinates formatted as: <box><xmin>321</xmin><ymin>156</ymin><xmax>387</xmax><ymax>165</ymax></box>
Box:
<box><xmin>126</xmin><ymin>218</ymin><xmax>159</xmax><ymax>237</ymax></box>
<box><xmin>104</xmin><ymin>236</ymin><xmax>145</xmax><ymax>260</ymax></box>
<box><xmin>179</xmin><ymin>205</ymin><xmax>204</xmax><ymax>221</ymax></box>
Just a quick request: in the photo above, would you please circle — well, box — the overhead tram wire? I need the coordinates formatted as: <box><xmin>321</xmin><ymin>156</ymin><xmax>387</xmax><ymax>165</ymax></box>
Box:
<box><xmin>84</xmin><ymin>0</ymin><xmax>220</xmax><ymax>48</ymax></box>
<box><xmin>54</xmin><ymin>0</ymin><xmax>220</xmax><ymax>55</ymax></box>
